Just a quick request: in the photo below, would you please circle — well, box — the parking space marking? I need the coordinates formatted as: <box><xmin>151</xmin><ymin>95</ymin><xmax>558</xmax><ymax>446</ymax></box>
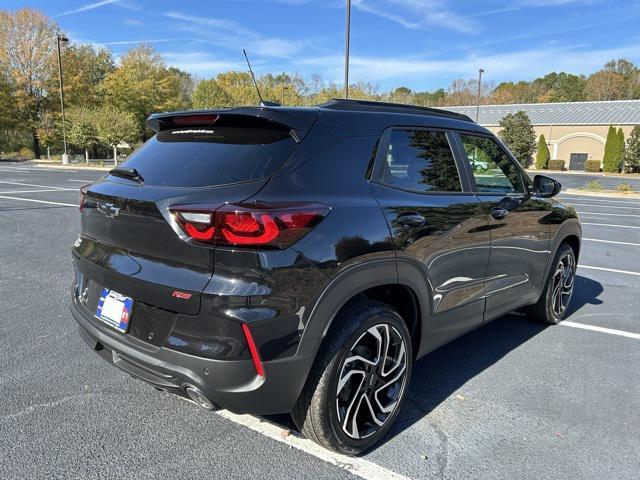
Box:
<box><xmin>561</xmin><ymin>321</ymin><xmax>640</xmax><ymax>340</ymax></box>
<box><xmin>68</xmin><ymin>179</ymin><xmax>96</xmax><ymax>183</ymax></box>
<box><xmin>0</xmin><ymin>195</ymin><xmax>76</xmax><ymax>207</ymax></box>
<box><xmin>215</xmin><ymin>410</ymin><xmax>409</xmax><ymax>480</ymax></box>
<box><xmin>576</xmin><ymin>211</ymin><xmax>640</xmax><ymax>218</ymax></box>
<box><xmin>0</xmin><ymin>181</ymin><xmax>75</xmax><ymax>191</ymax></box>
<box><xmin>560</xmin><ymin>196</ymin><xmax>640</xmax><ymax>205</ymax></box>
<box><xmin>579</xmin><ymin>265</ymin><xmax>640</xmax><ymax>276</ymax></box>
<box><xmin>583</xmin><ymin>238</ymin><xmax>640</xmax><ymax>247</ymax></box>
<box><xmin>0</xmin><ymin>189</ymin><xmax>77</xmax><ymax>194</ymax></box>
<box><xmin>582</xmin><ymin>222</ymin><xmax>640</xmax><ymax>229</ymax></box>
<box><xmin>570</xmin><ymin>203</ymin><xmax>640</xmax><ymax>210</ymax></box>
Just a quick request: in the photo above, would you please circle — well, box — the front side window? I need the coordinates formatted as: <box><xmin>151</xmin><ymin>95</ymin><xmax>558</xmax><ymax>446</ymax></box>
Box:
<box><xmin>459</xmin><ymin>134</ymin><xmax>525</xmax><ymax>194</ymax></box>
<box><xmin>381</xmin><ymin>130</ymin><xmax>462</xmax><ymax>193</ymax></box>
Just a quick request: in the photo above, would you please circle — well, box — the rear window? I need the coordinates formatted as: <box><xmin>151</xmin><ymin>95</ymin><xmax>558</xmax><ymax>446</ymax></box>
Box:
<box><xmin>114</xmin><ymin>126</ymin><xmax>297</xmax><ymax>187</ymax></box>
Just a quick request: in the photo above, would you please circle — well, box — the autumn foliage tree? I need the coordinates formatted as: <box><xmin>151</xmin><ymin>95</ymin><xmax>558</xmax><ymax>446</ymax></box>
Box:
<box><xmin>0</xmin><ymin>8</ymin><xmax>58</xmax><ymax>158</ymax></box>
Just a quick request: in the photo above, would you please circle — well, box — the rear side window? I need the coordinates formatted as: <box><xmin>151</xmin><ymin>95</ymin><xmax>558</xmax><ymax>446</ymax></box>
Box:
<box><xmin>114</xmin><ymin>126</ymin><xmax>297</xmax><ymax>187</ymax></box>
<box><xmin>459</xmin><ymin>134</ymin><xmax>525</xmax><ymax>194</ymax></box>
<box><xmin>380</xmin><ymin>130</ymin><xmax>462</xmax><ymax>193</ymax></box>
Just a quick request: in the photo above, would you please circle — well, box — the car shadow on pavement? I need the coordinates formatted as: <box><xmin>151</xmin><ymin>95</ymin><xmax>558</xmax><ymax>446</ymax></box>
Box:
<box><xmin>380</xmin><ymin>274</ymin><xmax>604</xmax><ymax>447</ymax></box>
<box><xmin>266</xmin><ymin>275</ymin><xmax>604</xmax><ymax>448</ymax></box>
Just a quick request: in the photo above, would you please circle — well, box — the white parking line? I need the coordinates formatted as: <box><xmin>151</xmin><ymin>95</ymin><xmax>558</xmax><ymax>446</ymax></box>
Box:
<box><xmin>0</xmin><ymin>181</ymin><xmax>74</xmax><ymax>191</ymax></box>
<box><xmin>577</xmin><ymin>211</ymin><xmax>640</xmax><ymax>218</ymax></box>
<box><xmin>215</xmin><ymin>410</ymin><xmax>409</xmax><ymax>480</ymax></box>
<box><xmin>0</xmin><ymin>195</ymin><xmax>76</xmax><ymax>207</ymax></box>
<box><xmin>561</xmin><ymin>321</ymin><xmax>640</xmax><ymax>340</ymax></box>
<box><xmin>68</xmin><ymin>179</ymin><xmax>96</xmax><ymax>183</ymax></box>
<box><xmin>560</xmin><ymin>196</ymin><xmax>640</xmax><ymax>206</ymax></box>
<box><xmin>582</xmin><ymin>222</ymin><xmax>640</xmax><ymax>229</ymax></box>
<box><xmin>583</xmin><ymin>238</ymin><xmax>640</xmax><ymax>247</ymax></box>
<box><xmin>570</xmin><ymin>203</ymin><xmax>640</xmax><ymax>210</ymax></box>
<box><xmin>0</xmin><ymin>189</ymin><xmax>76</xmax><ymax>194</ymax></box>
<box><xmin>579</xmin><ymin>265</ymin><xmax>640</xmax><ymax>276</ymax></box>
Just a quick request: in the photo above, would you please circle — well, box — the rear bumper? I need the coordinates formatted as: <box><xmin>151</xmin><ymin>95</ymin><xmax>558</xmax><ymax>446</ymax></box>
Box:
<box><xmin>71</xmin><ymin>297</ymin><xmax>319</xmax><ymax>415</ymax></box>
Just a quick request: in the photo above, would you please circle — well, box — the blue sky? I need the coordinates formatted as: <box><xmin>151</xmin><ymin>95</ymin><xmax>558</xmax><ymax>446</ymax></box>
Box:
<box><xmin>5</xmin><ymin>0</ymin><xmax>640</xmax><ymax>91</ymax></box>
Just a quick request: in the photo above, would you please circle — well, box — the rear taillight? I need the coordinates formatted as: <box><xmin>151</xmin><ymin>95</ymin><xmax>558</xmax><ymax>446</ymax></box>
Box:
<box><xmin>79</xmin><ymin>184</ymin><xmax>91</xmax><ymax>211</ymax></box>
<box><xmin>170</xmin><ymin>202</ymin><xmax>329</xmax><ymax>249</ymax></box>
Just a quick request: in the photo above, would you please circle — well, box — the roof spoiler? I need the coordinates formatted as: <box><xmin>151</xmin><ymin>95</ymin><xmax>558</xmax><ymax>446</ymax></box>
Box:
<box><xmin>146</xmin><ymin>108</ymin><xmax>319</xmax><ymax>142</ymax></box>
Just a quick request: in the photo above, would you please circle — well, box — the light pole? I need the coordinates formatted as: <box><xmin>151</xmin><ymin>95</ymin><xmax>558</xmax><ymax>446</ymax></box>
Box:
<box><xmin>57</xmin><ymin>34</ymin><xmax>69</xmax><ymax>164</ymax></box>
<box><xmin>344</xmin><ymin>0</ymin><xmax>351</xmax><ymax>99</ymax></box>
<box><xmin>475</xmin><ymin>68</ymin><xmax>484</xmax><ymax>123</ymax></box>
<box><xmin>281</xmin><ymin>85</ymin><xmax>288</xmax><ymax>106</ymax></box>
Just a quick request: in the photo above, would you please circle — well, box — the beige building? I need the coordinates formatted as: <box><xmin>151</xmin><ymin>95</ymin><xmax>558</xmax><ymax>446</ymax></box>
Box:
<box><xmin>445</xmin><ymin>100</ymin><xmax>640</xmax><ymax>170</ymax></box>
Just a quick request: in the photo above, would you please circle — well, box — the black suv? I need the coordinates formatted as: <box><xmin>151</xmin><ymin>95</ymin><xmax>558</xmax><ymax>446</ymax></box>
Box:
<box><xmin>71</xmin><ymin>99</ymin><xmax>581</xmax><ymax>455</ymax></box>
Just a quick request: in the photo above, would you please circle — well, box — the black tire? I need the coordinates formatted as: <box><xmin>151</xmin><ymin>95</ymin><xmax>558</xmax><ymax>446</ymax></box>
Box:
<box><xmin>526</xmin><ymin>243</ymin><xmax>576</xmax><ymax>325</ymax></box>
<box><xmin>291</xmin><ymin>298</ymin><xmax>413</xmax><ymax>456</ymax></box>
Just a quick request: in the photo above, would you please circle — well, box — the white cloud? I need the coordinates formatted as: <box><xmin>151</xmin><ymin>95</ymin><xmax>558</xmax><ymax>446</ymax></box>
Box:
<box><xmin>352</xmin><ymin>0</ymin><xmax>478</xmax><ymax>34</ymax></box>
<box><xmin>55</xmin><ymin>0</ymin><xmax>139</xmax><ymax>18</ymax></box>
<box><xmin>123</xmin><ymin>18</ymin><xmax>143</xmax><ymax>26</ymax></box>
<box><xmin>161</xmin><ymin>52</ymin><xmax>239</xmax><ymax>75</ymax></box>
<box><xmin>299</xmin><ymin>42</ymin><xmax>640</xmax><ymax>88</ymax></box>
<box><xmin>165</xmin><ymin>11</ymin><xmax>307</xmax><ymax>58</ymax></box>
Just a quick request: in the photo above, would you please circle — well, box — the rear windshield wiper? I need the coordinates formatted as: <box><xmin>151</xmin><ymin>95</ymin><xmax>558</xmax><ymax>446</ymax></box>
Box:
<box><xmin>109</xmin><ymin>167</ymin><xmax>144</xmax><ymax>183</ymax></box>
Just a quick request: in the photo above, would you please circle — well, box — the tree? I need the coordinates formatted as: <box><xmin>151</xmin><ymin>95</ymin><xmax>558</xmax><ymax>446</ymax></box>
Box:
<box><xmin>616</xmin><ymin>128</ymin><xmax>626</xmax><ymax>169</ymax></box>
<box><xmin>498</xmin><ymin>111</ymin><xmax>536</xmax><ymax>167</ymax></box>
<box><xmin>625</xmin><ymin>126</ymin><xmax>640</xmax><ymax>173</ymax></box>
<box><xmin>57</xmin><ymin>44</ymin><xmax>115</xmax><ymax>108</ymax></box>
<box><xmin>94</xmin><ymin>105</ymin><xmax>138</xmax><ymax>163</ymax></box>
<box><xmin>585</xmin><ymin>70</ymin><xmax>625</xmax><ymax>101</ymax></box>
<box><xmin>102</xmin><ymin>44</ymin><xmax>190</xmax><ymax>140</ymax></box>
<box><xmin>0</xmin><ymin>8</ymin><xmax>58</xmax><ymax>158</ymax></box>
<box><xmin>602</xmin><ymin>125</ymin><xmax>619</xmax><ymax>172</ymax></box>
<box><xmin>192</xmin><ymin>78</ymin><xmax>235</xmax><ymax>108</ymax></box>
<box><xmin>535</xmin><ymin>134</ymin><xmax>550</xmax><ymax>169</ymax></box>
<box><xmin>67</xmin><ymin>107</ymin><xmax>98</xmax><ymax>163</ymax></box>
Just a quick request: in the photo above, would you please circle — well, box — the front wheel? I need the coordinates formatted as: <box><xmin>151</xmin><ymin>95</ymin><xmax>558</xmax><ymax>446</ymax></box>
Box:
<box><xmin>292</xmin><ymin>299</ymin><xmax>413</xmax><ymax>455</ymax></box>
<box><xmin>527</xmin><ymin>243</ymin><xmax>576</xmax><ymax>325</ymax></box>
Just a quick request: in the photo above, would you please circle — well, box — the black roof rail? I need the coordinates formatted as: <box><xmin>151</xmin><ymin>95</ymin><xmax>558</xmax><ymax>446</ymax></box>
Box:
<box><xmin>318</xmin><ymin>98</ymin><xmax>474</xmax><ymax>122</ymax></box>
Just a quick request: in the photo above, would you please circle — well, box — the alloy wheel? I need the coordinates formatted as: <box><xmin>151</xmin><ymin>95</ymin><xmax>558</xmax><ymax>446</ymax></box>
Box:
<box><xmin>335</xmin><ymin>324</ymin><xmax>408</xmax><ymax>440</ymax></box>
<box><xmin>551</xmin><ymin>252</ymin><xmax>575</xmax><ymax>318</ymax></box>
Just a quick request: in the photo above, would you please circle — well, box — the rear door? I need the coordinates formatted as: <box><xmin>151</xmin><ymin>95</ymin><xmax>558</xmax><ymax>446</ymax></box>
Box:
<box><xmin>452</xmin><ymin>132</ymin><xmax>551</xmax><ymax>320</ymax></box>
<box><xmin>74</xmin><ymin>116</ymin><xmax>301</xmax><ymax>316</ymax></box>
<box><xmin>371</xmin><ymin>128</ymin><xmax>491</xmax><ymax>352</ymax></box>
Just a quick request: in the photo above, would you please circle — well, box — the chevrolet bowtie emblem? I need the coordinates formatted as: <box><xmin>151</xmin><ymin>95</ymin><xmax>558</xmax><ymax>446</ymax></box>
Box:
<box><xmin>97</xmin><ymin>202</ymin><xmax>121</xmax><ymax>218</ymax></box>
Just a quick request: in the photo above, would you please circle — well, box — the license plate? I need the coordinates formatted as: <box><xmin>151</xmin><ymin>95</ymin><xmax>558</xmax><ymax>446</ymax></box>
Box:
<box><xmin>95</xmin><ymin>288</ymin><xmax>134</xmax><ymax>333</ymax></box>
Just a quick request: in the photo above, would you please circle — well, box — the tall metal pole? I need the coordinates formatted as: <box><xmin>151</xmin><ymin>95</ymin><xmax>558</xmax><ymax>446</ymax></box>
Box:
<box><xmin>57</xmin><ymin>34</ymin><xmax>69</xmax><ymax>164</ymax></box>
<box><xmin>475</xmin><ymin>68</ymin><xmax>484</xmax><ymax>123</ymax></box>
<box><xmin>344</xmin><ymin>0</ymin><xmax>351</xmax><ymax>99</ymax></box>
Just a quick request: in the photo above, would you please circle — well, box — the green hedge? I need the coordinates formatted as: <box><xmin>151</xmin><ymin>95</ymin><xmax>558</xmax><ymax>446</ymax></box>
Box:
<box><xmin>548</xmin><ymin>159</ymin><xmax>565</xmax><ymax>171</ymax></box>
<box><xmin>584</xmin><ymin>159</ymin><xmax>601</xmax><ymax>172</ymax></box>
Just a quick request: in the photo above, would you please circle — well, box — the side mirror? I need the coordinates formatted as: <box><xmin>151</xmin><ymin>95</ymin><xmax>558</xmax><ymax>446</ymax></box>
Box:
<box><xmin>533</xmin><ymin>175</ymin><xmax>561</xmax><ymax>198</ymax></box>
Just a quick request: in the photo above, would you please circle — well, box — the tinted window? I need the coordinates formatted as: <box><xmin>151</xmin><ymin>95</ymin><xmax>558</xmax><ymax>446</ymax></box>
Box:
<box><xmin>114</xmin><ymin>127</ymin><xmax>297</xmax><ymax>187</ymax></box>
<box><xmin>381</xmin><ymin>130</ymin><xmax>461</xmax><ymax>192</ymax></box>
<box><xmin>459</xmin><ymin>134</ymin><xmax>525</xmax><ymax>194</ymax></box>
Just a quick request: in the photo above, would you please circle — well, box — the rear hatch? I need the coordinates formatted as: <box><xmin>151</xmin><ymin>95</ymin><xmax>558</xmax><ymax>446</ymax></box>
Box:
<box><xmin>73</xmin><ymin>110</ymin><xmax>317</xmax><ymax>316</ymax></box>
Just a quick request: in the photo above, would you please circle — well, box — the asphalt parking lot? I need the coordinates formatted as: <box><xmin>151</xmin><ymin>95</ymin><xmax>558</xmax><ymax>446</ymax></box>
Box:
<box><xmin>1</xmin><ymin>162</ymin><xmax>639</xmax><ymax>480</ymax></box>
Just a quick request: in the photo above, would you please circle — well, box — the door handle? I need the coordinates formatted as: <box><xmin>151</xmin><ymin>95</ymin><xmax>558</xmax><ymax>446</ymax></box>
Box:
<box><xmin>396</xmin><ymin>212</ymin><xmax>426</xmax><ymax>228</ymax></box>
<box><xmin>491</xmin><ymin>208</ymin><xmax>509</xmax><ymax>220</ymax></box>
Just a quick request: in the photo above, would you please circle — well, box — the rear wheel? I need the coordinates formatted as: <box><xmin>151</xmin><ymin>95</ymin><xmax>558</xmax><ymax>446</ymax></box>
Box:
<box><xmin>527</xmin><ymin>243</ymin><xmax>576</xmax><ymax>325</ymax></box>
<box><xmin>292</xmin><ymin>299</ymin><xmax>412</xmax><ymax>455</ymax></box>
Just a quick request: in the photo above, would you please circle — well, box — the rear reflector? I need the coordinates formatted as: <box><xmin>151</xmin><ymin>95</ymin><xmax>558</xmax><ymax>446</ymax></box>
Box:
<box><xmin>170</xmin><ymin>202</ymin><xmax>329</xmax><ymax>249</ymax></box>
<box><xmin>79</xmin><ymin>184</ymin><xmax>91</xmax><ymax>211</ymax></box>
<box><xmin>241</xmin><ymin>323</ymin><xmax>264</xmax><ymax>377</ymax></box>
